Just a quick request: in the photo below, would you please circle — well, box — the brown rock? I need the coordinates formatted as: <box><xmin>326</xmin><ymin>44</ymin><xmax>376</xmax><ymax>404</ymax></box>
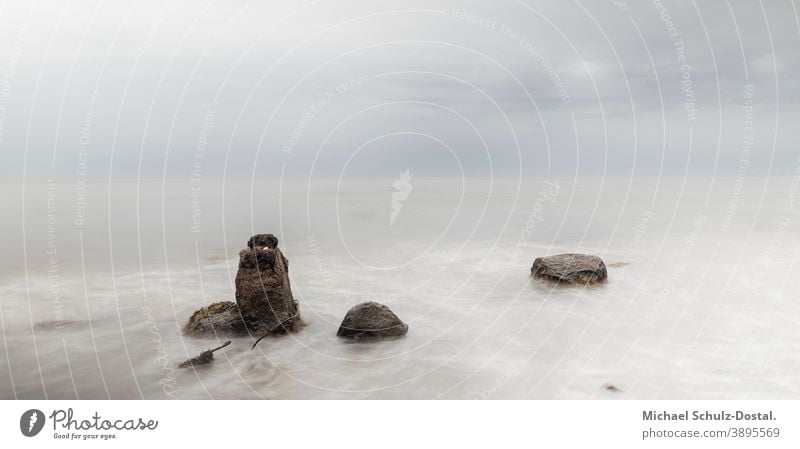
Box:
<box><xmin>337</xmin><ymin>302</ymin><xmax>408</xmax><ymax>340</ymax></box>
<box><xmin>235</xmin><ymin>239</ymin><xmax>300</xmax><ymax>333</ymax></box>
<box><xmin>247</xmin><ymin>233</ymin><xmax>279</xmax><ymax>250</ymax></box>
<box><xmin>531</xmin><ymin>253</ymin><xmax>608</xmax><ymax>284</ymax></box>
<box><xmin>184</xmin><ymin>233</ymin><xmax>301</xmax><ymax>337</ymax></box>
<box><xmin>183</xmin><ymin>301</ymin><xmax>246</xmax><ymax>336</ymax></box>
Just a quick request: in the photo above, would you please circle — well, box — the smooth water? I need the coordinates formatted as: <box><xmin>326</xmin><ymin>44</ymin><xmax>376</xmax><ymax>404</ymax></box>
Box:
<box><xmin>1</xmin><ymin>176</ymin><xmax>798</xmax><ymax>399</ymax></box>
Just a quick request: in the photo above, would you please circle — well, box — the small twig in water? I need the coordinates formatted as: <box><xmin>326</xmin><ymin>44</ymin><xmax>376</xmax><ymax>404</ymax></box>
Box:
<box><xmin>251</xmin><ymin>311</ymin><xmax>299</xmax><ymax>350</ymax></box>
<box><xmin>178</xmin><ymin>340</ymin><xmax>232</xmax><ymax>368</ymax></box>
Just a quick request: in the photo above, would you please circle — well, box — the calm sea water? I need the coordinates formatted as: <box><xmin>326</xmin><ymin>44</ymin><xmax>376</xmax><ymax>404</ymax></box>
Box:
<box><xmin>1</xmin><ymin>176</ymin><xmax>798</xmax><ymax>399</ymax></box>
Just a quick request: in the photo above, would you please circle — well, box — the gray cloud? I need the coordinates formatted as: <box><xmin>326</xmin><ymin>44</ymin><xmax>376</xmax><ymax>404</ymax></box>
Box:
<box><xmin>0</xmin><ymin>0</ymin><xmax>798</xmax><ymax>178</ymax></box>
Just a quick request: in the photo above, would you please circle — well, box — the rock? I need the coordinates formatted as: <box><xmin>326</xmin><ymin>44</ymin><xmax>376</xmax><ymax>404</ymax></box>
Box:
<box><xmin>235</xmin><ymin>237</ymin><xmax>300</xmax><ymax>333</ymax></box>
<box><xmin>530</xmin><ymin>253</ymin><xmax>608</xmax><ymax>284</ymax></box>
<box><xmin>247</xmin><ymin>233</ymin><xmax>289</xmax><ymax>270</ymax></box>
<box><xmin>337</xmin><ymin>302</ymin><xmax>408</xmax><ymax>339</ymax></box>
<box><xmin>33</xmin><ymin>319</ymin><xmax>95</xmax><ymax>331</ymax></box>
<box><xmin>247</xmin><ymin>233</ymin><xmax>279</xmax><ymax>250</ymax></box>
<box><xmin>184</xmin><ymin>233</ymin><xmax>302</xmax><ymax>337</ymax></box>
<box><xmin>183</xmin><ymin>301</ymin><xmax>246</xmax><ymax>336</ymax></box>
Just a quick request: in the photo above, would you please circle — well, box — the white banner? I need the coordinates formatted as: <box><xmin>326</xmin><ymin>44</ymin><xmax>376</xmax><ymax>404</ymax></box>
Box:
<box><xmin>1</xmin><ymin>401</ymin><xmax>797</xmax><ymax>448</ymax></box>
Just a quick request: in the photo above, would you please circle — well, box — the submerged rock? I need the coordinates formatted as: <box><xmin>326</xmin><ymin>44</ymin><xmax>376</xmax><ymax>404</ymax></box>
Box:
<box><xmin>184</xmin><ymin>233</ymin><xmax>301</xmax><ymax>337</ymax></box>
<box><xmin>33</xmin><ymin>319</ymin><xmax>95</xmax><ymax>331</ymax></box>
<box><xmin>531</xmin><ymin>253</ymin><xmax>608</xmax><ymax>284</ymax></box>
<box><xmin>337</xmin><ymin>302</ymin><xmax>408</xmax><ymax>340</ymax></box>
<box><xmin>607</xmin><ymin>261</ymin><xmax>630</xmax><ymax>268</ymax></box>
<box><xmin>183</xmin><ymin>301</ymin><xmax>246</xmax><ymax>336</ymax></box>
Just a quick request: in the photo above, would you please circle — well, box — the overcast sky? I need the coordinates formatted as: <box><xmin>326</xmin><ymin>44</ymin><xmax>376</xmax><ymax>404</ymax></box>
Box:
<box><xmin>0</xmin><ymin>0</ymin><xmax>798</xmax><ymax>177</ymax></box>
